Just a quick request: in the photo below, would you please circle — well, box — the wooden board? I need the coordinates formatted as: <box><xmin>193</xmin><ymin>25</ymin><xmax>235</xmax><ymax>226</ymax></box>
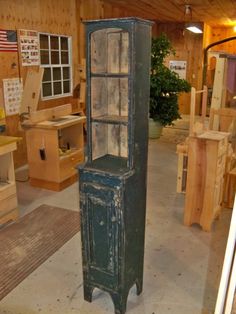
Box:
<box><xmin>0</xmin><ymin>136</ymin><xmax>19</xmax><ymax>148</ymax></box>
<box><xmin>20</xmin><ymin>68</ymin><xmax>44</xmax><ymax>114</ymax></box>
<box><xmin>25</xmin><ymin>115</ymin><xmax>86</xmax><ymax>130</ymax></box>
<box><xmin>23</xmin><ymin>104</ymin><xmax>73</xmax><ymax>125</ymax></box>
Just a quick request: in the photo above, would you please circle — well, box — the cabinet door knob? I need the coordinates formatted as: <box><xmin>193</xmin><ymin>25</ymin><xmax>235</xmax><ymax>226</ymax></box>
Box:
<box><xmin>111</xmin><ymin>216</ymin><xmax>116</xmax><ymax>222</ymax></box>
<box><xmin>99</xmin><ymin>221</ymin><xmax>104</xmax><ymax>226</ymax></box>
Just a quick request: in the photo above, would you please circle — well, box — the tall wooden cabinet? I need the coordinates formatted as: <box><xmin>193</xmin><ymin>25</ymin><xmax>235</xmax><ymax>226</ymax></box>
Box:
<box><xmin>184</xmin><ymin>131</ymin><xmax>229</xmax><ymax>231</ymax></box>
<box><xmin>78</xmin><ymin>18</ymin><xmax>153</xmax><ymax>314</ymax></box>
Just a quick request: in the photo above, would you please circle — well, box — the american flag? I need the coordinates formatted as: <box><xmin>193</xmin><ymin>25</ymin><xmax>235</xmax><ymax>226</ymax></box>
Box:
<box><xmin>0</xmin><ymin>30</ymin><xmax>18</xmax><ymax>52</ymax></box>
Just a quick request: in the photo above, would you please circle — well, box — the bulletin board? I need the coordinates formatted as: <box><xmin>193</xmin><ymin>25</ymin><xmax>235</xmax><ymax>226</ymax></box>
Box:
<box><xmin>2</xmin><ymin>78</ymin><xmax>23</xmax><ymax>116</ymax></box>
<box><xmin>0</xmin><ymin>88</ymin><xmax>5</xmax><ymax>119</ymax></box>
<box><xmin>19</xmin><ymin>29</ymin><xmax>39</xmax><ymax>66</ymax></box>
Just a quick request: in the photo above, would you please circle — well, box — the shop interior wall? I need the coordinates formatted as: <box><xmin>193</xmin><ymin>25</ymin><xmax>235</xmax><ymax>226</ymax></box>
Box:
<box><xmin>2</xmin><ymin>0</ymin><xmax>234</xmax><ymax>167</ymax></box>
<box><xmin>0</xmin><ymin>0</ymin><xmax>80</xmax><ymax>167</ymax></box>
<box><xmin>0</xmin><ymin>0</ymin><xmax>136</xmax><ymax>167</ymax></box>
<box><xmin>208</xmin><ymin>27</ymin><xmax>236</xmax><ymax>53</ymax></box>
<box><xmin>153</xmin><ymin>22</ymin><xmax>204</xmax><ymax>114</ymax></box>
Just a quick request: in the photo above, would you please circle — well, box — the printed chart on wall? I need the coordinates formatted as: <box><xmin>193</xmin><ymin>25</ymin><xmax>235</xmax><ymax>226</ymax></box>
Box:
<box><xmin>3</xmin><ymin>78</ymin><xmax>23</xmax><ymax>116</ymax></box>
<box><xmin>169</xmin><ymin>60</ymin><xmax>187</xmax><ymax>80</ymax></box>
<box><xmin>19</xmin><ymin>29</ymin><xmax>39</xmax><ymax>66</ymax></box>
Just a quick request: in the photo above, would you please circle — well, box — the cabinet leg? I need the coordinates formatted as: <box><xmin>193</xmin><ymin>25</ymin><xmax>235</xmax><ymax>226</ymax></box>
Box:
<box><xmin>136</xmin><ymin>278</ymin><xmax>143</xmax><ymax>296</ymax></box>
<box><xmin>84</xmin><ymin>284</ymin><xmax>94</xmax><ymax>302</ymax></box>
<box><xmin>201</xmin><ymin>221</ymin><xmax>212</xmax><ymax>232</ymax></box>
<box><xmin>110</xmin><ymin>291</ymin><xmax>128</xmax><ymax>314</ymax></box>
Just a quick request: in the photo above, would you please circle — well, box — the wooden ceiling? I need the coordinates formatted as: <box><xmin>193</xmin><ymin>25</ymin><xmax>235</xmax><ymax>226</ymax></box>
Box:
<box><xmin>103</xmin><ymin>0</ymin><xmax>236</xmax><ymax>27</ymax></box>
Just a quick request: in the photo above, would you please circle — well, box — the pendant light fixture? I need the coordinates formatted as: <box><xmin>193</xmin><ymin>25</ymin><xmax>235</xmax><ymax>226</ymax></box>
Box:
<box><xmin>184</xmin><ymin>4</ymin><xmax>203</xmax><ymax>34</ymax></box>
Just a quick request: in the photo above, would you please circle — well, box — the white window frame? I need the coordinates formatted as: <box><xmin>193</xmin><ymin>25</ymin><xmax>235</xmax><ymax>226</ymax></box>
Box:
<box><xmin>39</xmin><ymin>32</ymin><xmax>73</xmax><ymax>100</ymax></box>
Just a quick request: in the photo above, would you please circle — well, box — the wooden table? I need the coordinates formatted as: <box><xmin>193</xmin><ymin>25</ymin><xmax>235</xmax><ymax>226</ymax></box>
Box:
<box><xmin>23</xmin><ymin>115</ymin><xmax>86</xmax><ymax>191</ymax></box>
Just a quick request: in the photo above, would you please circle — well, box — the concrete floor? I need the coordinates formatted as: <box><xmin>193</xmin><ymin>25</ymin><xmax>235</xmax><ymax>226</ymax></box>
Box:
<box><xmin>0</xmin><ymin>137</ymin><xmax>232</xmax><ymax>314</ymax></box>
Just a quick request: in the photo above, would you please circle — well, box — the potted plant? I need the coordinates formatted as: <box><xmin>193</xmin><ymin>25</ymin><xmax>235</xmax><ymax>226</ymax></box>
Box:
<box><xmin>149</xmin><ymin>33</ymin><xmax>191</xmax><ymax>138</ymax></box>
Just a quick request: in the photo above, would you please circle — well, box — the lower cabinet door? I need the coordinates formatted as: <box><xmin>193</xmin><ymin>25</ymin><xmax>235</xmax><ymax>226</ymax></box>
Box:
<box><xmin>81</xmin><ymin>183</ymin><xmax>120</xmax><ymax>290</ymax></box>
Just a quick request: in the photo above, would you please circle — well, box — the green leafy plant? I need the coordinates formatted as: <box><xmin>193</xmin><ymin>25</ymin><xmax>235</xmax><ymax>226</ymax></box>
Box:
<box><xmin>150</xmin><ymin>33</ymin><xmax>191</xmax><ymax>126</ymax></box>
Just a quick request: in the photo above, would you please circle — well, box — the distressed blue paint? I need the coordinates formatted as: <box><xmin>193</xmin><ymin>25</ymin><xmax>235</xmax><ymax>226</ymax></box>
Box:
<box><xmin>78</xmin><ymin>17</ymin><xmax>153</xmax><ymax>314</ymax></box>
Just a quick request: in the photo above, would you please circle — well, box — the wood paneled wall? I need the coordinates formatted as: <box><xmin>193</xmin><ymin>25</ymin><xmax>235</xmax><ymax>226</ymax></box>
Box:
<box><xmin>1</xmin><ymin>0</ymin><xmax>234</xmax><ymax>166</ymax></box>
<box><xmin>77</xmin><ymin>0</ymin><xmax>136</xmax><ymax>60</ymax></box>
<box><xmin>0</xmin><ymin>0</ymin><xmax>136</xmax><ymax>166</ymax></box>
<box><xmin>209</xmin><ymin>27</ymin><xmax>236</xmax><ymax>53</ymax></box>
<box><xmin>154</xmin><ymin>23</ymin><xmax>204</xmax><ymax>114</ymax></box>
<box><xmin>0</xmin><ymin>0</ymin><xmax>80</xmax><ymax>167</ymax></box>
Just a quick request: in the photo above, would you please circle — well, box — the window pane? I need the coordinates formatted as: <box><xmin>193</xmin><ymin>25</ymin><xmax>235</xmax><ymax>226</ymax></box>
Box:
<box><xmin>63</xmin><ymin>67</ymin><xmax>70</xmax><ymax>79</ymax></box>
<box><xmin>42</xmin><ymin>82</ymin><xmax>52</xmax><ymax>97</ymax></box>
<box><xmin>61</xmin><ymin>37</ymin><xmax>68</xmax><ymax>50</ymax></box>
<box><xmin>40</xmin><ymin>33</ymin><xmax>71</xmax><ymax>99</ymax></box>
<box><xmin>63</xmin><ymin>80</ymin><xmax>70</xmax><ymax>93</ymax></box>
<box><xmin>40</xmin><ymin>50</ymin><xmax>49</xmax><ymax>64</ymax></box>
<box><xmin>43</xmin><ymin>68</ymin><xmax>51</xmax><ymax>82</ymax></box>
<box><xmin>53</xmin><ymin>68</ymin><xmax>61</xmax><ymax>81</ymax></box>
<box><xmin>61</xmin><ymin>51</ymin><xmax>69</xmax><ymax>64</ymax></box>
<box><xmin>40</xmin><ymin>34</ymin><xmax>49</xmax><ymax>49</ymax></box>
<box><xmin>51</xmin><ymin>51</ymin><xmax>59</xmax><ymax>64</ymax></box>
<box><xmin>50</xmin><ymin>36</ymin><xmax>59</xmax><ymax>50</ymax></box>
<box><xmin>53</xmin><ymin>81</ymin><xmax>62</xmax><ymax>95</ymax></box>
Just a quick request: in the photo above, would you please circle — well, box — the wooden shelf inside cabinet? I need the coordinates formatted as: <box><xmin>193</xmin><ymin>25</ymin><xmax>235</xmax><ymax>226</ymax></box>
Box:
<box><xmin>24</xmin><ymin>115</ymin><xmax>86</xmax><ymax>191</ymax></box>
<box><xmin>0</xmin><ymin>136</ymin><xmax>20</xmax><ymax>225</ymax></box>
<box><xmin>86</xmin><ymin>154</ymin><xmax>129</xmax><ymax>175</ymax></box>
<box><xmin>92</xmin><ymin>115</ymin><xmax>128</xmax><ymax>125</ymax></box>
<box><xmin>91</xmin><ymin>73</ymin><xmax>129</xmax><ymax>78</ymax></box>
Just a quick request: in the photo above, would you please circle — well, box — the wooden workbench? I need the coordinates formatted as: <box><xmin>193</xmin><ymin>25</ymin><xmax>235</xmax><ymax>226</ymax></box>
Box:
<box><xmin>23</xmin><ymin>115</ymin><xmax>86</xmax><ymax>191</ymax></box>
<box><xmin>0</xmin><ymin>136</ymin><xmax>20</xmax><ymax>225</ymax></box>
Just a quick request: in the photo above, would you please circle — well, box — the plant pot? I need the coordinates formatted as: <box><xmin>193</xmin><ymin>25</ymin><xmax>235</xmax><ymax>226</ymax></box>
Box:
<box><xmin>149</xmin><ymin>118</ymin><xmax>163</xmax><ymax>139</ymax></box>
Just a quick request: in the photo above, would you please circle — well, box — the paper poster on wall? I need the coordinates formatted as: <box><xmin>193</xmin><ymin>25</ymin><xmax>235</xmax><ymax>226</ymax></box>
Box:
<box><xmin>0</xmin><ymin>88</ymin><xmax>6</xmax><ymax>132</ymax></box>
<box><xmin>3</xmin><ymin>78</ymin><xmax>23</xmax><ymax>116</ymax></box>
<box><xmin>169</xmin><ymin>60</ymin><xmax>187</xmax><ymax>80</ymax></box>
<box><xmin>0</xmin><ymin>88</ymin><xmax>5</xmax><ymax>118</ymax></box>
<box><xmin>19</xmin><ymin>29</ymin><xmax>39</xmax><ymax>66</ymax></box>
